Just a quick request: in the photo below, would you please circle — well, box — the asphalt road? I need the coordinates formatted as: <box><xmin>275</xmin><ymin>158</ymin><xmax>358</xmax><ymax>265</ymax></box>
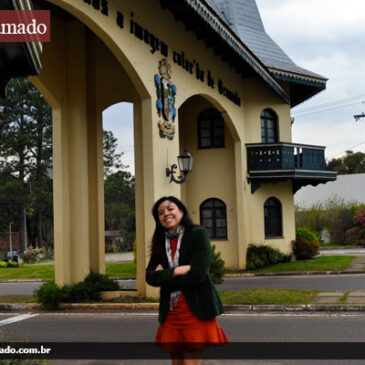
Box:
<box><xmin>2</xmin><ymin>312</ymin><xmax>365</xmax><ymax>365</ymax></box>
<box><xmin>216</xmin><ymin>274</ymin><xmax>365</xmax><ymax>291</ymax></box>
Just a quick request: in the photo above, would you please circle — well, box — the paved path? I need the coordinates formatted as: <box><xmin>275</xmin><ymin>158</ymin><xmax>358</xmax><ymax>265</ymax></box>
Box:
<box><xmin>35</xmin><ymin>252</ymin><xmax>133</xmax><ymax>265</ymax></box>
<box><xmin>319</xmin><ymin>247</ymin><xmax>365</xmax><ymax>256</ymax></box>
<box><xmin>345</xmin><ymin>256</ymin><xmax>365</xmax><ymax>271</ymax></box>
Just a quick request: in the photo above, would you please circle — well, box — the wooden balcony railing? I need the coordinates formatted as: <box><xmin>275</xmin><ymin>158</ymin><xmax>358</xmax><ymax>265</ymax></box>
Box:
<box><xmin>246</xmin><ymin>142</ymin><xmax>337</xmax><ymax>193</ymax></box>
<box><xmin>246</xmin><ymin>142</ymin><xmax>327</xmax><ymax>172</ymax></box>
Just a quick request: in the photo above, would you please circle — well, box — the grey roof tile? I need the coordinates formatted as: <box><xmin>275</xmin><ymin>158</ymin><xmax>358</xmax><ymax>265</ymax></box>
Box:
<box><xmin>210</xmin><ymin>0</ymin><xmax>325</xmax><ymax>80</ymax></box>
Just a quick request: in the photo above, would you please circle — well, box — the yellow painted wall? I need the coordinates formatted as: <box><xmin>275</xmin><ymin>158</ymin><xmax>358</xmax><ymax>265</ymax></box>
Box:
<box><xmin>179</xmin><ymin>96</ymin><xmax>238</xmax><ymax>269</ymax></box>
<box><xmin>246</xmin><ymin>181</ymin><xmax>295</xmax><ymax>254</ymax></box>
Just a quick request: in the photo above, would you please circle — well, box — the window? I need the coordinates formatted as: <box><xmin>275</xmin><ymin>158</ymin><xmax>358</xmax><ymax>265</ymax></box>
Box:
<box><xmin>261</xmin><ymin>109</ymin><xmax>278</xmax><ymax>143</ymax></box>
<box><xmin>200</xmin><ymin>198</ymin><xmax>227</xmax><ymax>239</ymax></box>
<box><xmin>198</xmin><ymin>108</ymin><xmax>225</xmax><ymax>148</ymax></box>
<box><xmin>264</xmin><ymin>197</ymin><xmax>282</xmax><ymax>238</ymax></box>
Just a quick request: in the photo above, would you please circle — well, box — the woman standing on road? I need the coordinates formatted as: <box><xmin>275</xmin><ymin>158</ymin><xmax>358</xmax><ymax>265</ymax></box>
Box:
<box><xmin>146</xmin><ymin>196</ymin><xmax>228</xmax><ymax>365</ymax></box>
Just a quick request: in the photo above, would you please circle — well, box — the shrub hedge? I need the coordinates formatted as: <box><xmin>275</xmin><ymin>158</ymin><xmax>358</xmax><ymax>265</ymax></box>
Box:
<box><xmin>293</xmin><ymin>227</ymin><xmax>320</xmax><ymax>260</ymax></box>
<box><xmin>210</xmin><ymin>244</ymin><xmax>225</xmax><ymax>284</ymax></box>
<box><xmin>246</xmin><ymin>243</ymin><xmax>291</xmax><ymax>270</ymax></box>
<box><xmin>36</xmin><ymin>271</ymin><xmax>120</xmax><ymax>310</ymax></box>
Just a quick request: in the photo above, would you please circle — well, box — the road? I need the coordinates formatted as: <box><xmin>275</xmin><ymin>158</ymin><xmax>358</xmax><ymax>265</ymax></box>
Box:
<box><xmin>217</xmin><ymin>274</ymin><xmax>365</xmax><ymax>291</ymax></box>
<box><xmin>319</xmin><ymin>248</ymin><xmax>365</xmax><ymax>256</ymax></box>
<box><xmin>1</xmin><ymin>312</ymin><xmax>365</xmax><ymax>364</ymax></box>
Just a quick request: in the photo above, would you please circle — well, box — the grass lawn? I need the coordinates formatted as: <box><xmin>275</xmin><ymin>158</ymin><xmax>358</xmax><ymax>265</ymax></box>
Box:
<box><xmin>0</xmin><ymin>288</ymin><xmax>320</xmax><ymax>305</ymax></box>
<box><xmin>106</xmin><ymin>262</ymin><xmax>136</xmax><ymax>277</ymax></box>
<box><xmin>0</xmin><ymin>262</ymin><xmax>136</xmax><ymax>280</ymax></box>
<box><xmin>228</xmin><ymin>255</ymin><xmax>356</xmax><ymax>274</ymax></box>
<box><xmin>218</xmin><ymin>288</ymin><xmax>319</xmax><ymax>305</ymax></box>
<box><xmin>0</xmin><ymin>265</ymin><xmax>54</xmax><ymax>280</ymax></box>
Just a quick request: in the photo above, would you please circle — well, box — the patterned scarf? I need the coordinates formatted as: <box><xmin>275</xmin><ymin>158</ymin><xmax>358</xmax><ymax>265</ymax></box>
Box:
<box><xmin>165</xmin><ymin>225</ymin><xmax>185</xmax><ymax>310</ymax></box>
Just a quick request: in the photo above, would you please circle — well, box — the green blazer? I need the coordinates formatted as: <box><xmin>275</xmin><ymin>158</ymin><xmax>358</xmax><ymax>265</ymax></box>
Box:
<box><xmin>146</xmin><ymin>226</ymin><xmax>224</xmax><ymax>323</ymax></box>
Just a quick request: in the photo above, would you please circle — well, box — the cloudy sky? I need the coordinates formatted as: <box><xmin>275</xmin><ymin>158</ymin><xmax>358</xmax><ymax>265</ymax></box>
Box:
<box><xmin>103</xmin><ymin>0</ymin><xmax>365</xmax><ymax>174</ymax></box>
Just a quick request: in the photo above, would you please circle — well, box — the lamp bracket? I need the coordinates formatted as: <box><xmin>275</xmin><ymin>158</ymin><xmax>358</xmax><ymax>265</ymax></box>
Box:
<box><xmin>166</xmin><ymin>164</ymin><xmax>187</xmax><ymax>184</ymax></box>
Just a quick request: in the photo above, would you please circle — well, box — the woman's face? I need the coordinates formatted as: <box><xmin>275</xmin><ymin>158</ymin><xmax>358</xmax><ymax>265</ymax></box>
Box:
<box><xmin>157</xmin><ymin>200</ymin><xmax>184</xmax><ymax>230</ymax></box>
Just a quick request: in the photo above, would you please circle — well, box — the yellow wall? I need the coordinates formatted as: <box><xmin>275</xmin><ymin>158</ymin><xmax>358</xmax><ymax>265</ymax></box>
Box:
<box><xmin>179</xmin><ymin>96</ymin><xmax>238</xmax><ymax>269</ymax></box>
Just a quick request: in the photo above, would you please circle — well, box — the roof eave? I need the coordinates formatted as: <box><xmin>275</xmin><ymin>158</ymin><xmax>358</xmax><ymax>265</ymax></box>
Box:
<box><xmin>161</xmin><ymin>0</ymin><xmax>290</xmax><ymax>105</ymax></box>
<box><xmin>270</xmin><ymin>68</ymin><xmax>327</xmax><ymax>107</ymax></box>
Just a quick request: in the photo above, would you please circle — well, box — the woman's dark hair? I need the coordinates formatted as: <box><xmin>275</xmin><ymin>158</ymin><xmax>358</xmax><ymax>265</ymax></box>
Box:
<box><xmin>151</xmin><ymin>196</ymin><xmax>195</xmax><ymax>256</ymax></box>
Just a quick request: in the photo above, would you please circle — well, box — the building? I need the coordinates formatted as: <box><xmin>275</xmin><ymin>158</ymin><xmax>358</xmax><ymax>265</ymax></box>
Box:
<box><xmin>0</xmin><ymin>0</ymin><xmax>336</xmax><ymax>297</ymax></box>
<box><xmin>295</xmin><ymin>173</ymin><xmax>365</xmax><ymax>208</ymax></box>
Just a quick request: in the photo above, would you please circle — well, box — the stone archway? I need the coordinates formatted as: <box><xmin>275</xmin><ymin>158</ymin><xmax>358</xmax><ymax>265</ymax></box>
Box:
<box><xmin>28</xmin><ymin>0</ymin><xmax>160</xmax><ymax>293</ymax></box>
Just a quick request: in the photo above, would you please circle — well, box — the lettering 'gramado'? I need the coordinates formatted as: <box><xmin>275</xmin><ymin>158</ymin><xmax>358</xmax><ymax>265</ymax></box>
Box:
<box><xmin>0</xmin><ymin>19</ymin><xmax>47</xmax><ymax>35</ymax></box>
<box><xmin>0</xmin><ymin>10</ymin><xmax>50</xmax><ymax>42</ymax></box>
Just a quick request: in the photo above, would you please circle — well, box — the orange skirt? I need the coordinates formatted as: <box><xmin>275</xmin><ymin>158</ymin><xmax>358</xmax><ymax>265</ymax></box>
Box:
<box><xmin>155</xmin><ymin>294</ymin><xmax>228</xmax><ymax>353</ymax></box>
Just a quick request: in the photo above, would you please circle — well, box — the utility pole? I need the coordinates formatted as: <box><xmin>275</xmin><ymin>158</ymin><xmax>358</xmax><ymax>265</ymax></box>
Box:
<box><xmin>9</xmin><ymin>223</ymin><xmax>13</xmax><ymax>260</ymax></box>
<box><xmin>354</xmin><ymin>112</ymin><xmax>365</xmax><ymax>121</ymax></box>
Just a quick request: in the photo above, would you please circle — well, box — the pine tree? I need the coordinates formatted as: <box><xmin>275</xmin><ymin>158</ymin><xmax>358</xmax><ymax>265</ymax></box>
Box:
<box><xmin>0</xmin><ymin>78</ymin><xmax>52</xmax><ymax>250</ymax></box>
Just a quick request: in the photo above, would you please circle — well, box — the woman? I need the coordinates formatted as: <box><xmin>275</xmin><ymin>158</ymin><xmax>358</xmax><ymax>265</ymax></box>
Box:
<box><xmin>146</xmin><ymin>196</ymin><xmax>228</xmax><ymax>365</ymax></box>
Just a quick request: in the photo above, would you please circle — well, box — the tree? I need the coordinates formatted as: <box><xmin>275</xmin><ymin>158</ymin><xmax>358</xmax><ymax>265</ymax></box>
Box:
<box><xmin>326</xmin><ymin>150</ymin><xmax>365</xmax><ymax>174</ymax></box>
<box><xmin>103</xmin><ymin>130</ymin><xmax>127</xmax><ymax>178</ymax></box>
<box><xmin>0</xmin><ymin>78</ymin><xmax>52</xmax><ymax>250</ymax></box>
<box><xmin>104</xmin><ymin>170</ymin><xmax>135</xmax><ymax>250</ymax></box>
<box><xmin>103</xmin><ymin>130</ymin><xmax>135</xmax><ymax>251</ymax></box>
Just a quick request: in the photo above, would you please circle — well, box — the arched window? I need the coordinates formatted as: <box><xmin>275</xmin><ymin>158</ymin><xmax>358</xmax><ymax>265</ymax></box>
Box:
<box><xmin>197</xmin><ymin>108</ymin><xmax>225</xmax><ymax>148</ymax></box>
<box><xmin>261</xmin><ymin>109</ymin><xmax>278</xmax><ymax>143</ymax></box>
<box><xmin>200</xmin><ymin>198</ymin><xmax>227</xmax><ymax>239</ymax></box>
<box><xmin>264</xmin><ymin>197</ymin><xmax>282</xmax><ymax>238</ymax></box>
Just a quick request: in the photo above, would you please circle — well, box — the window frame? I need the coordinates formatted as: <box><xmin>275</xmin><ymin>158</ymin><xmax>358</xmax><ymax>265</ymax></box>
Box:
<box><xmin>264</xmin><ymin>197</ymin><xmax>283</xmax><ymax>238</ymax></box>
<box><xmin>261</xmin><ymin>109</ymin><xmax>278</xmax><ymax>144</ymax></box>
<box><xmin>197</xmin><ymin>108</ymin><xmax>225</xmax><ymax>149</ymax></box>
<box><xmin>200</xmin><ymin>198</ymin><xmax>228</xmax><ymax>240</ymax></box>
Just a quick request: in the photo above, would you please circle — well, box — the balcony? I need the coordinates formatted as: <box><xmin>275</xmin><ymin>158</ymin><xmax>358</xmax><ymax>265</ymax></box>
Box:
<box><xmin>246</xmin><ymin>142</ymin><xmax>337</xmax><ymax>193</ymax></box>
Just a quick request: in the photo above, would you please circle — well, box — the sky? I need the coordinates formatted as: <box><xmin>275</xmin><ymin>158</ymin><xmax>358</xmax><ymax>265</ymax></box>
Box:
<box><xmin>103</xmin><ymin>0</ymin><xmax>365</xmax><ymax>175</ymax></box>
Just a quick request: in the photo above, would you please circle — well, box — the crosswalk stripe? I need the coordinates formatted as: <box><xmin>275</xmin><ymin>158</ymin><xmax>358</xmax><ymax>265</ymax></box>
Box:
<box><xmin>0</xmin><ymin>313</ymin><xmax>39</xmax><ymax>327</ymax></box>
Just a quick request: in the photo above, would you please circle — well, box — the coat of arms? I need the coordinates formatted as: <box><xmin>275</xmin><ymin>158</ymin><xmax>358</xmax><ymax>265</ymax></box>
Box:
<box><xmin>155</xmin><ymin>59</ymin><xmax>177</xmax><ymax>139</ymax></box>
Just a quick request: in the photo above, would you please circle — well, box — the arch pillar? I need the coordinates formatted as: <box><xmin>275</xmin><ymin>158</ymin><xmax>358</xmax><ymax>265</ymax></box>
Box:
<box><xmin>233</xmin><ymin>140</ymin><xmax>248</xmax><ymax>269</ymax></box>
<box><xmin>134</xmin><ymin>97</ymin><xmax>180</xmax><ymax>297</ymax></box>
<box><xmin>52</xmin><ymin>20</ymin><xmax>105</xmax><ymax>285</ymax></box>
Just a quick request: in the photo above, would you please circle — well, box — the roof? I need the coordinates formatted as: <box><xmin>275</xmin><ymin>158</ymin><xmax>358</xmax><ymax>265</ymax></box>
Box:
<box><xmin>162</xmin><ymin>0</ymin><xmax>326</xmax><ymax>107</ymax></box>
<box><xmin>212</xmin><ymin>0</ymin><xmax>327</xmax><ymax>105</ymax></box>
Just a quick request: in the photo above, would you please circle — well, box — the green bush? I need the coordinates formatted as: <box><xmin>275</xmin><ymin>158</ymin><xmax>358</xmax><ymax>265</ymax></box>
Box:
<box><xmin>292</xmin><ymin>237</ymin><xmax>319</xmax><ymax>260</ymax></box>
<box><xmin>121</xmin><ymin>231</ymin><xmax>136</xmax><ymax>251</ymax></box>
<box><xmin>0</xmin><ymin>260</ymin><xmax>18</xmax><ymax>268</ymax></box>
<box><xmin>296</xmin><ymin>227</ymin><xmax>320</xmax><ymax>244</ymax></box>
<box><xmin>210</xmin><ymin>244</ymin><xmax>225</xmax><ymax>284</ymax></box>
<box><xmin>36</xmin><ymin>271</ymin><xmax>120</xmax><ymax>309</ymax></box>
<box><xmin>35</xmin><ymin>281</ymin><xmax>62</xmax><ymax>310</ymax></box>
<box><xmin>346</xmin><ymin>204</ymin><xmax>365</xmax><ymax>245</ymax></box>
<box><xmin>246</xmin><ymin>243</ymin><xmax>291</xmax><ymax>270</ymax></box>
<box><xmin>295</xmin><ymin>197</ymin><xmax>360</xmax><ymax>245</ymax></box>
<box><xmin>295</xmin><ymin>203</ymin><xmax>325</xmax><ymax>237</ymax></box>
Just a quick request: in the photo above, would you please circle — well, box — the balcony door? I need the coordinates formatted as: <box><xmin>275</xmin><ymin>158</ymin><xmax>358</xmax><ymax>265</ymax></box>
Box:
<box><xmin>261</xmin><ymin>109</ymin><xmax>278</xmax><ymax>143</ymax></box>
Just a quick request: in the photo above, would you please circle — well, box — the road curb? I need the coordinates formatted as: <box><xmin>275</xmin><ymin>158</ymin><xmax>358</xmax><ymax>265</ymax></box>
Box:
<box><xmin>224</xmin><ymin>270</ymin><xmax>365</xmax><ymax>277</ymax></box>
<box><xmin>0</xmin><ymin>279</ymin><xmax>47</xmax><ymax>283</ymax></box>
<box><xmin>3</xmin><ymin>302</ymin><xmax>365</xmax><ymax>313</ymax></box>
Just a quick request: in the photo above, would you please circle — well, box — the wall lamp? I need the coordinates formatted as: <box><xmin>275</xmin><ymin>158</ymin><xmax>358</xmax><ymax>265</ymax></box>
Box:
<box><xmin>166</xmin><ymin>149</ymin><xmax>194</xmax><ymax>184</ymax></box>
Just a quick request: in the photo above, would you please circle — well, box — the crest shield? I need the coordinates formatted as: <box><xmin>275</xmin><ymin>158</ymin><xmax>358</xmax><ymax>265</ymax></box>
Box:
<box><xmin>155</xmin><ymin>59</ymin><xmax>177</xmax><ymax>139</ymax></box>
